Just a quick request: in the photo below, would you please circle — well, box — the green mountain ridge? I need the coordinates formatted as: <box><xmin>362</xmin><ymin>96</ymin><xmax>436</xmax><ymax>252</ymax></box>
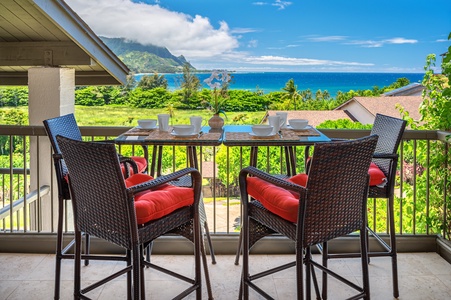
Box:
<box><xmin>100</xmin><ymin>37</ymin><xmax>195</xmax><ymax>73</ymax></box>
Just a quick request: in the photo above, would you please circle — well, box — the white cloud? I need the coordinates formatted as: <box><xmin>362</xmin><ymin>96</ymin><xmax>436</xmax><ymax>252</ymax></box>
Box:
<box><xmin>272</xmin><ymin>0</ymin><xmax>292</xmax><ymax>10</ymax></box>
<box><xmin>348</xmin><ymin>37</ymin><xmax>418</xmax><ymax>48</ymax></box>
<box><xmin>308</xmin><ymin>36</ymin><xmax>348</xmax><ymax>42</ymax></box>
<box><xmin>252</xmin><ymin>1</ymin><xmax>292</xmax><ymax>9</ymax></box>
<box><xmin>230</xmin><ymin>28</ymin><xmax>259</xmax><ymax>34</ymax></box>
<box><xmin>242</xmin><ymin>55</ymin><xmax>373</xmax><ymax>67</ymax></box>
<box><xmin>248</xmin><ymin>40</ymin><xmax>258</xmax><ymax>48</ymax></box>
<box><xmin>66</xmin><ymin>0</ymin><xmax>239</xmax><ymax>59</ymax></box>
<box><xmin>385</xmin><ymin>37</ymin><xmax>417</xmax><ymax>44</ymax></box>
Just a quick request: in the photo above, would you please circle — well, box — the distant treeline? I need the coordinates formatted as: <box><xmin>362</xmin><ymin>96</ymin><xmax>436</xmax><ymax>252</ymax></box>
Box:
<box><xmin>0</xmin><ymin>76</ymin><xmax>411</xmax><ymax>112</ymax></box>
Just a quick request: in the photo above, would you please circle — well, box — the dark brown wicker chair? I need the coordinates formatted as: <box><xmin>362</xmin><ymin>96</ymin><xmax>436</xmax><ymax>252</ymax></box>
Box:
<box><xmin>43</xmin><ymin>113</ymin><xmax>146</xmax><ymax>300</ymax></box>
<box><xmin>56</xmin><ymin>135</ymin><xmax>203</xmax><ymax>299</ymax></box>
<box><xmin>317</xmin><ymin>113</ymin><xmax>406</xmax><ymax>299</ymax></box>
<box><xmin>239</xmin><ymin>135</ymin><xmax>378</xmax><ymax>299</ymax></box>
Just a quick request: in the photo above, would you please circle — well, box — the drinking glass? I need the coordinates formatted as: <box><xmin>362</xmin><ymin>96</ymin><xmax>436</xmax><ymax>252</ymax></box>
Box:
<box><xmin>157</xmin><ymin>114</ymin><xmax>170</xmax><ymax>131</ymax></box>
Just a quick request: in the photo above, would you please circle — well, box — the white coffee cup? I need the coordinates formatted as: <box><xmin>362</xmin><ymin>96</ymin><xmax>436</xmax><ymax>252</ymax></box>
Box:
<box><xmin>158</xmin><ymin>114</ymin><xmax>170</xmax><ymax>132</ymax></box>
<box><xmin>268</xmin><ymin>115</ymin><xmax>283</xmax><ymax>134</ymax></box>
<box><xmin>275</xmin><ymin>112</ymin><xmax>288</xmax><ymax>128</ymax></box>
<box><xmin>190</xmin><ymin>116</ymin><xmax>203</xmax><ymax>133</ymax></box>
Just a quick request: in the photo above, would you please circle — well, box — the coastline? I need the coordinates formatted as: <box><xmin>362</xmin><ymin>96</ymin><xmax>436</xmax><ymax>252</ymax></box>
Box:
<box><xmin>134</xmin><ymin>72</ymin><xmax>424</xmax><ymax>96</ymax></box>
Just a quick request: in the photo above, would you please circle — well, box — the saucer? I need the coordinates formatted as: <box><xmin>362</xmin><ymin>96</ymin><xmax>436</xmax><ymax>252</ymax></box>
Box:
<box><xmin>249</xmin><ymin>132</ymin><xmax>276</xmax><ymax>137</ymax></box>
<box><xmin>136</xmin><ymin>125</ymin><xmax>157</xmax><ymax>130</ymax></box>
<box><xmin>288</xmin><ymin>125</ymin><xmax>312</xmax><ymax>131</ymax></box>
<box><xmin>171</xmin><ymin>132</ymin><xmax>198</xmax><ymax>137</ymax></box>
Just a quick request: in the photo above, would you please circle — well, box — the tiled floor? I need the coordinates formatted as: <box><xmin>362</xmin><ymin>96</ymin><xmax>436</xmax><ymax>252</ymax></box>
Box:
<box><xmin>1</xmin><ymin>252</ymin><xmax>450</xmax><ymax>299</ymax></box>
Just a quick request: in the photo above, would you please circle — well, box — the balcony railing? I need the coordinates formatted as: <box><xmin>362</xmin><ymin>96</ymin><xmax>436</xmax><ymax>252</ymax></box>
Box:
<box><xmin>0</xmin><ymin>125</ymin><xmax>449</xmax><ymax>245</ymax></box>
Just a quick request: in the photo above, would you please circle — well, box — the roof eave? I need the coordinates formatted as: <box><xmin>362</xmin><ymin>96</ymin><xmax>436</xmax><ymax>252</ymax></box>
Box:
<box><xmin>31</xmin><ymin>0</ymin><xmax>130</xmax><ymax>85</ymax></box>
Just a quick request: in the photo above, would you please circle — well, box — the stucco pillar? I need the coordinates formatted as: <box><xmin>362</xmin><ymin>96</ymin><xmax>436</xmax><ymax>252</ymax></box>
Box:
<box><xmin>28</xmin><ymin>67</ymin><xmax>75</xmax><ymax>232</ymax></box>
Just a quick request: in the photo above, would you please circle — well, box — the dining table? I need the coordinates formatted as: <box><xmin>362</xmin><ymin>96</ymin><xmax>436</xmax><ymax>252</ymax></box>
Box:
<box><xmin>115</xmin><ymin>126</ymin><xmax>223</xmax><ymax>179</ymax></box>
<box><xmin>222</xmin><ymin>124</ymin><xmax>331</xmax><ymax>176</ymax></box>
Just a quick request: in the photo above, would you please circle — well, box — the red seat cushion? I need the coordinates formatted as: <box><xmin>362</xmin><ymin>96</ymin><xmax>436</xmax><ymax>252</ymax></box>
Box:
<box><xmin>124</xmin><ymin>173</ymin><xmax>193</xmax><ymax>224</ymax></box>
<box><xmin>368</xmin><ymin>162</ymin><xmax>387</xmax><ymax>187</ymax></box>
<box><xmin>246</xmin><ymin>162</ymin><xmax>387</xmax><ymax>223</ymax></box>
<box><xmin>284</xmin><ymin>163</ymin><xmax>386</xmax><ymax>188</ymax></box>
<box><xmin>247</xmin><ymin>177</ymin><xmax>299</xmax><ymax>223</ymax></box>
<box><xmin>134</xmin><ymin>184</ymin><xmax>194</xmax><ymax>224</ymax></box>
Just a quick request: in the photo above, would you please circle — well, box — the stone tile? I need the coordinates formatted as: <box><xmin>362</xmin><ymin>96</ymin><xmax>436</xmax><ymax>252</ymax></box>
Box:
<box><xmin>0</xmin><ymin>253</ymin><xmax>46</xmax><ymax>280</ymax></box>
<box><xmin>1</xmin><ymin>253</ymin><xmax>451</xmax><ymax>300</ymax></box>
<box><xmin>0</xmin><ymin>281</ymin><xmax>20</xmax><ymax>300</ymax></box>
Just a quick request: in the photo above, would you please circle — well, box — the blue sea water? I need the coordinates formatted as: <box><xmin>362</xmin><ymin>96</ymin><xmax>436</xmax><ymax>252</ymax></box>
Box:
<box><xmin>135</xmin><ymin>72</ymin><xmax>424</xmax><ymax>97</ymax></box>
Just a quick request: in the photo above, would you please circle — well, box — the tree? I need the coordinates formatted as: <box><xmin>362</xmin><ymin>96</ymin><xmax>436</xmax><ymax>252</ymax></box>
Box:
<box><xmin>315</xmin><ymin>89</ymin><xmax>323</xmax><ymax>100</ymax></box>
<box><xmin>180</xmin><ymin>63</ymin><xmax>201</xmax><ymax>103</ymax></box>
<box><xmin>137</xmin><ymin>73</ymin><xmax>168</xmax><ymax>90</ymax></box>
<box><xmin>281</xmin><ymin>79</ymin><xmax>300</xmax><ymax>110</ymax></box>
<box><xmin>300</xmin><ymin>89</ymin><xmax>312</xmax><ymax>101</ymax></box>
<box><xmin>396</xmin><ymin>35</ymin><xmax>451</xmax><ymax>238</ymax></box>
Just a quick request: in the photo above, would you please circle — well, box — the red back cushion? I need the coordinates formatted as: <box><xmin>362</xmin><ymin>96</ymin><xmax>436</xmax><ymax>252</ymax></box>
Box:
<box><xmin>121</xmin><ymin>156</ymin><xmax>148</xmax><ymax>176</ymax></box>
<box><xmin>368</xmin><ymin>162</ymin><xmax>387</xmax><ymax>187</ymax></box>
<box><xmin>124</xmin><ymin>173</ymin><xmax>153</xmax><ymax>187</ymax></box>
<box><xmin>286</xmin><ymin>173</ymin><xmax>308</xmax><ymax>187</ymax></box>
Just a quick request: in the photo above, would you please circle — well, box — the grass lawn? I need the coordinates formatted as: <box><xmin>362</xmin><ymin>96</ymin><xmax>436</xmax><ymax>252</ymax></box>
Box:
<box><xmin>1</xmin><ymin>105</ymin><xmax>266</xmax><ymax>126</ymax></box>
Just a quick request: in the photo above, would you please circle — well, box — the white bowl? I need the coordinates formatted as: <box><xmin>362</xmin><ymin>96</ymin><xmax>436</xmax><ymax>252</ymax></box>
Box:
<box><xmin>173</xmin><ymin>125</ymin><xmax>194</xmax><ymax>135</ymax></box>
<box><xmin>138</xmin><ymin>119</ymin><xmax>157</xmax><ymax>129</ymax></box>
<box><xmin>251</xmin><ymin>125</ymin><xmax>273</xmax><ymax>136</ymax></box>
<box><xmin>289</xmin><ymin>119</ymin><xmax>308</xmax><ymax>130</ymax></box>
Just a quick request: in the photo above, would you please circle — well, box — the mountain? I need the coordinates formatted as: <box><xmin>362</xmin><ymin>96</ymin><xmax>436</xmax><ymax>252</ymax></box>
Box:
<box><xmin>100</xmin><ymin>37</ymin><xmax>195</xmax><ymax>73</ymax></box>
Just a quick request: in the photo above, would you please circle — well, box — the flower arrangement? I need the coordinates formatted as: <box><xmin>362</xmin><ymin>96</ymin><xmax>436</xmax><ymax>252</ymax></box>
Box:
<box><xmin>203</xmin><ymin>70</ymin><xmax>231</xmax><ymax>117</ymax></box>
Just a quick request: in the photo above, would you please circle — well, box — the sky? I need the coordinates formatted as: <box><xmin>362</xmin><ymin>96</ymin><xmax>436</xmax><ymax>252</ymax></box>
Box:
<box><xmin>66</xmin><ymin>0</ymin><xmax>451</xmax><ymax>73</ymax></box>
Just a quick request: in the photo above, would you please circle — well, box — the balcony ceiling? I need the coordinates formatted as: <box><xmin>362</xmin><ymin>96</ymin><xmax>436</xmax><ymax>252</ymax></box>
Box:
<box><xmin>0</xmin><ymin>0</ymin><xmax>129</xmax><ymax>86</ymax></box>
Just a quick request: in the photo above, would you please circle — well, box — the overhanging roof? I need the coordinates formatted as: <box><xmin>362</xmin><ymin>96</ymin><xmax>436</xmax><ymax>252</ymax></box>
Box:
<box><xmin>0</xmin><ymin>0</ymin><xmax>129</xmax><ymax>85</ymax></box>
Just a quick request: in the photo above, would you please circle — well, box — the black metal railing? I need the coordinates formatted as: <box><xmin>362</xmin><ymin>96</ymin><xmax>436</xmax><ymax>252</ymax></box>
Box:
<box><xmin>0</xmin><ymin>125</ymin><xmax>449</xmax><ymax>240</ymax></box>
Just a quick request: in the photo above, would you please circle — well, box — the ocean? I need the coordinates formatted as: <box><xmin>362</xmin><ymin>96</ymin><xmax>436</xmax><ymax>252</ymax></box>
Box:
<box><xmin>135</xmin><ymin>72</ymin><xmax>425</xmax><ymax>97</ymax></box>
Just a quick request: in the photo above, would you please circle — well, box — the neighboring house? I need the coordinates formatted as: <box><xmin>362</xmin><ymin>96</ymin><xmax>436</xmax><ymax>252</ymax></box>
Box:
<box><xmin>263</xmin><ymin>110</ymin><xmax>352</xmax><ymax>127</ymax></box>
<box><xmin>383</xmin><ymin>83</ymin><xmax>424</xmax><ymax>97</ymax></box>
<box><xmin>334</xmin><ymin>96</ymin><xmax>423</xmax><ymax>125</ymax></box>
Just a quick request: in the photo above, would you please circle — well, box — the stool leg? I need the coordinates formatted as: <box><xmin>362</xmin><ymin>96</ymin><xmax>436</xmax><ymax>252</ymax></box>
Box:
<box><xmin>203</xmin><ymin>220</ymin><xmax>216</xmax><ymax>264</ymax></box>
<box><xmin>389</xmin><ymin>195</ymin><xmax>399</xmax><ymax>298</ymax></box>
<box><xmin>234</xmin><ymin>229</ymin><xmax>242</xmax><ymax>265</ymax></box>
<box><xmin>84</xmin><ymin>233</ymin><xmax>90</xmax><ymax>266</ymax></box>
<box><xmin>54</xmin><ymin>197</ymin><xmax>64</xmax><ymax>300</ymax></box>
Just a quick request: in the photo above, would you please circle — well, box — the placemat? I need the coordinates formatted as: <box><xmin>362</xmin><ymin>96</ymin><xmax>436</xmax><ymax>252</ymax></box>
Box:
<box><xmin>226</xmin><ymin>127</ymin><xmax>320</xmax><ymax>142</ymax></box>
<box><xmin>144</xmin><ymin>130</ymin><xmax>223</xmax><ymax>141</ymax></box>
<box><xmin>226</xmin><ymin>132</ymin><xmax>285</xmax><ymax>141</ymax></box>
<box><xmin>281</xmin><ymin>127</ymin><xmax>320</xmax><ymax>137</ymax></box>
<box><xmin>123</xmin><ymin>127</ymin><xmax>156</xmax><ymax>136</ymax></box>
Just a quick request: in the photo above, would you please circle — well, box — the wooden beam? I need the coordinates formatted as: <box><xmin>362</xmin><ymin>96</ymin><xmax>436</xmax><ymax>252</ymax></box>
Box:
<box><xmin>0</xmin><ymin>41</ymin><xmax>91</xmax><ymax>66</ymax></box>
<box><xmin>0</xmin><ymin>71</ymin><xmax>122</xmax><ymax>86</ymax></box>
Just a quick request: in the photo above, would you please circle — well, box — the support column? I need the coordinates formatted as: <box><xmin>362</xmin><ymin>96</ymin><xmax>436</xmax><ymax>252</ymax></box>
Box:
<box><xmin>28</xmin><ymin>67</ymin><xmax>75</xmax><ymax>232</ymax></box>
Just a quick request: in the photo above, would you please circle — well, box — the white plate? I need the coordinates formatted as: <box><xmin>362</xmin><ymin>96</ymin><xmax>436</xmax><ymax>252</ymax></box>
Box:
<box><xmin>171</xmin><ymin>132</ymin><xmax>198</xmax><ymax>137</ymax></box>
<box><xmin>249</xmin><ymin>132</ymin><xmax>277</xmax><ymax>137</ymax></box>
<box><xmin>136</xmin><ymin>125</ymin><xmax>157</xmax><ymax>130</ymax></box>
<box><xmin>288</xmin><ymin>125</ymin><xmax>312</xmax><ymax>131</ymax></box>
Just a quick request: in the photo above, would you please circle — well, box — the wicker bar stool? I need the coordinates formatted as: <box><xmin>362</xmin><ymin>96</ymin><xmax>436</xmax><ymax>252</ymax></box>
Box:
<box><xmin>57</xmin><ymin>135</ymin><xmax>203</xmax><ymax>299</ymax></box>
<box><xmin>239</xmin><ymin>135</ymin><xmax>378</xmax><ymax>299</ymax></box>
<box><xmin>43</xmin><ymin>113</ymin><xmax>148</xmax><ymax>300</ymax></box>
<box><xmin>316</xmin><ymin>113</ymin><xmax>406</xmax><ymax>299</ymax></box>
